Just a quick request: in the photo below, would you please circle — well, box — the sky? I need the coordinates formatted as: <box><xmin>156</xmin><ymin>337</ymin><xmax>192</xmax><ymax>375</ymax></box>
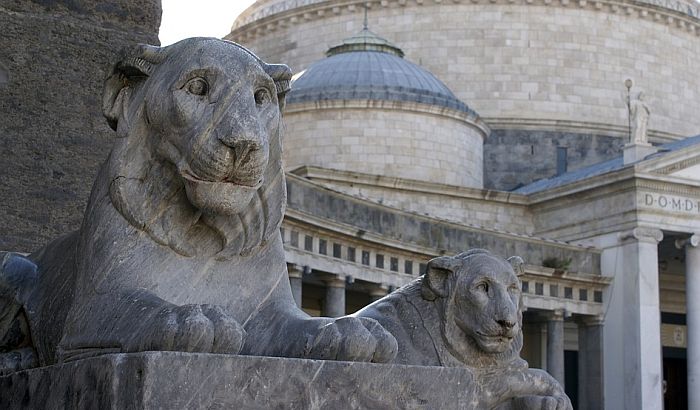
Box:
<box><xmin>159</xmin><ymin>0</ymin><xmax>257</xmax><ymax>46</ymax></box>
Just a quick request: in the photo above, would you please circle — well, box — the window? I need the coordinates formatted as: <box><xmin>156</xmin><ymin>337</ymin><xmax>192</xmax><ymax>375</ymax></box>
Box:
<box><xmin>333</xmin><ymin>243</ymin><xmax>341</xmax><ymax>258</ymax></box>
<box><xmin>319</xmin><ymin>239</ymin><xmax>327</xmax><ymax>255</ymax></box>
<box><xmin>390</xmin><ymin>257</ymin><xmax>398</xmax><ymax>272</ymax></box>
<box><xmin>304</xmin><ymin>235</ymin><xmax>313</xmax><ymax>251</ymax></box>
<box><xmin>404</xmin><ymin>260</ymin><xmax>413</xmax><ymax>275</ymax></box>
<box><xmin>361</xmin><ymin>251</ymin><xmax>370</xmax><ymax>265</ymax></box>
<box><xmin>376</xmin><ymin>254</ymin><xmax>384</xmax><ymax>269</ymax></box>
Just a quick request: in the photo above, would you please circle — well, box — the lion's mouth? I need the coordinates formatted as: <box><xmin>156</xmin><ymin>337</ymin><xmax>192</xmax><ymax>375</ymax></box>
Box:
<box><xmin>181</xmin><ymin>169</ymin><xmax>263</xmax><ymax>189</ymax></box>
<box><xmin>476</xmin><ymin>331</ymin><xmax>514</xmax><ymax>341</ymax></box>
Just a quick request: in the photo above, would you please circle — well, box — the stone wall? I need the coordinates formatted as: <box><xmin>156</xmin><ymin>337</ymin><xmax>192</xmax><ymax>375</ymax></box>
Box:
<box><xmin>0</xmin><ymin>0</ymin><xmax>161</xmax><ymax>252</ymax></box>
<box><xmin>230</xmin><ymin>0</ymin><xmax>700</xmax><ymax>140</ymax></box>
<box><xmin>295</xmin><ymin>167</ymin><xmax>534</xmax><ymax>234</ymax></box>
<box><xmin>284</xmin><ymin>103</ymin><xmax>485</xmax><ymax>187</ymax></box>
<box><xmin>484</xmin><ymin>129</ymin><xmax>623</xmax><ymax>190</ymax></box>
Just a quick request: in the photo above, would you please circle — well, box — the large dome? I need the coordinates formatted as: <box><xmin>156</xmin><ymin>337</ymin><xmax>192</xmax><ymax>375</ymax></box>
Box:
<box><xmin>288</xmin><ymin>29</ymin><xmax>472</xmax><ymax>114</ymax></box>
<box><xmin>280</xmin><ymin>28</ymin><xmax>488</xmax><ymax>189</ymax></box>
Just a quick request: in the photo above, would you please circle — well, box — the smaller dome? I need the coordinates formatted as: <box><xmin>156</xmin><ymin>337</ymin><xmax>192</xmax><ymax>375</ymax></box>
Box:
<box><xmin>288</xmin><ymin>29</ymin><xmax>473</xmax><ymax>114</ymax></box>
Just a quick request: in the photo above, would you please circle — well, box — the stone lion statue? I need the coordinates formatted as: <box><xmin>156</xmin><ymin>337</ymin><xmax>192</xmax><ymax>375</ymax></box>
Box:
<box><xmin>0</xmin><ymin>38</ymin><xmax>397</xmax><ymax>370</ymax></box>
<box><xmin>355</xmin><ymin>249</ymin><xmax>572</xmax><ymax>410</ymax></box>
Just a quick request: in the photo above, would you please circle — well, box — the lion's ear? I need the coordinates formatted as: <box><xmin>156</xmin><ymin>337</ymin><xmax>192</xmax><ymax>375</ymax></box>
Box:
<box><xmin>507</xmin><ymin>256</ymin><xmax>525</xmax><ymax>276</ymax></box>
<box><xmin>263</xmin><ymin>63</ymin><xmax>292</xmax><ymax>112</ymax></box>
<box><xmin>102</xmin><ymin>44</ymin><xmax>164</xmax><ymax>133</ymax></box>
<box><xmin>421</xmin><ymin>256</ymin><xmax>459</xmax><ymax>301</ymax></box>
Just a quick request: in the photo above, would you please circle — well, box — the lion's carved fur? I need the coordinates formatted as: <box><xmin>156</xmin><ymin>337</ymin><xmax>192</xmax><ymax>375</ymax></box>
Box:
<box><xmin>0</xmin><ymin>38</ymin><xmax>397</xmax><ymax>368</ymax></box>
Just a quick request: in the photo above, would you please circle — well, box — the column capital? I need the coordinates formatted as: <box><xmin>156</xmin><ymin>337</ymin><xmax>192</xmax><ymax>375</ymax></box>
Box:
<box><xmin>369</xmin><ymin>283</ymin><xmax>389</xmax><ymax>298</ymax></box>
<box><xmin>287</xmin><ymin>263</ymin><xmax>303</xmax><ymax>279</ymax></box>
<box><xmin>325</xmin><ymin>276</ymin><xmax>346</xmax><ymax>288</ymax></box>
<box><xmin>675</xmin><ymin>234</ymin><xmax>700</xmax><ymax>250</ymax></box>
<box><xmin>618</xmin><ymin>227</ymin><xmax>663</xmax><ymax>244</ymax></box>
<box><xmin>546</xmin><ymin>309</ymin><xmax>566</xmax><ymax>321</ymax></box>
<box><xmin>577</xmin><ymin>315</ymin><xmax>605</xmax><ymax>327</ymax></box>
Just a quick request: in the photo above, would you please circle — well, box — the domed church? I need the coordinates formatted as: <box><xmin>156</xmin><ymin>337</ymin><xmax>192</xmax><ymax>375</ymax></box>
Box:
<box><xmin>228</xmin><ymin>1</ymin><xmax>700</xmax><ymax>409</ymax></box>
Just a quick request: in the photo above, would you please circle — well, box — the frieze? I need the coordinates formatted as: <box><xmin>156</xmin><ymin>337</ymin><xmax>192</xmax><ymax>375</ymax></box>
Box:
<box><xmin>231</xmin><ymin>0</ymin><xmax>700</xmax><ymax>38</ymax></box>
<box><xmin>639</xmin><ymin>191</ymin><xmax>700</xmax><ymax>214</ymax></box>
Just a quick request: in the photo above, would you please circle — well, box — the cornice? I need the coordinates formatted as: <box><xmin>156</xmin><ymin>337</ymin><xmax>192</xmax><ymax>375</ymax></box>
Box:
<box><xmin>230</xmin><ymin>0</ymin><xmax>700</xmax><ymax>42</ymax></box>
<box><xmin>286</xmin><ymin>173</ymin><xmax>598</xmax><ymax>252</ymax></box>
<box><xmin>285</xmin><ymin>99</ymin><xmax>491</xmax><ymax>138</ymax></box>
<box><xmin>488</xmin><ymin>118</ymin><xmax>682</xmax><ymax>144</ymax></box>
<box><xmin>290</xmin><ymin>165</ymin><xmax>530</xmax><ymax>204</ymax></box>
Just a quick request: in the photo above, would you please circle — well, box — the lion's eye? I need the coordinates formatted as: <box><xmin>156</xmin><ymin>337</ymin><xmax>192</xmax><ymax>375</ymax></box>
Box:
<box><xmin>476</xmin><ymin>283</ymin><xmax>489</xmax><ymax>293</ymax></box>
<box><xmin>185</xmin><ymin>78</ymin><xmax>209</xmax><ymax>96</ymax></box>
<box><xmin>254</xmin><ymin>88</ymin><xmax>271</xmax><ymax>105</ymax></box>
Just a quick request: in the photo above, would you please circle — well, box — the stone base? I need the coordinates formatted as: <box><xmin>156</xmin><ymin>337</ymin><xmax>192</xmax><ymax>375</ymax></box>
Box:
<box><xmin>623</xmin><ymin>142</ymin><xmax>658</xmax><ymax>164</ymax></box>
<box><xmin>0</xmin><ymin>352</ymin><xmax>481</xmax><ymax>409</ymax></box>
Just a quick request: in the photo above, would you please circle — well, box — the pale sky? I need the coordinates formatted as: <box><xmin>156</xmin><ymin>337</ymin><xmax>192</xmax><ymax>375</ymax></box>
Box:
<box><xmin>159</xmin><ymin>0</ymin><xmax>256</xmax><ymax>46</ymax></box>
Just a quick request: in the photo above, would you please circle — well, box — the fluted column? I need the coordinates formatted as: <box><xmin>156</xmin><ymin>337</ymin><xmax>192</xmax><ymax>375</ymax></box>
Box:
<box><xmin>287</xmin><ymin>264</ymin><xmax>303</xmax><ymax>308</ymax></box>
<box><xmin>546</xmin><ymin>309</ymin><xmax>565</xmax><ymax>386</ymax></box>
<box><xmin>324</xmin><ymin>277</ymin><xmax>345</xmax><ymax>317</ymax></box>
<box><xmin>616</xmin><ymin>227</ymin><xmax>664</xmax><ymax>410</ymax></box>
<box><xmin>578</xmin><ymin>316</ymin><xmax>604</xmax><ymax>410</ymax></box>
<box><xmin>676</xmin><ymin>234</ymin><xmax>700</xmax><ymax>410</ymax></box>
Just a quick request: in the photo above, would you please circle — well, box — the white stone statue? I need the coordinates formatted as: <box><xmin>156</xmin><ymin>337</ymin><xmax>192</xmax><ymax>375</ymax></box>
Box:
<box><xmin>630</xmin><ymin>91</ymin><xmax>650</xmax><ymax>144</ymax></box>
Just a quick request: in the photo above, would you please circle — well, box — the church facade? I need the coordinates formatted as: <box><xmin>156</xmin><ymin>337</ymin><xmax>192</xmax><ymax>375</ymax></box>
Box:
<box><xmin>228</xmin><ymin>1</ymin><xmax>700</xmax><ymax>409</ymax></box>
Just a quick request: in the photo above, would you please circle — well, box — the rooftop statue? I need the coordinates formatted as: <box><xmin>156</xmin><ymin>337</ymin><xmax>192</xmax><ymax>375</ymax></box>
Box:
<box><xmin>631</xmin><ymin>91</ymin><xmax>650</xmax><ymax>145</ymax></box>
<box><xmin>0</xmin><ymin>38</ymin><xmax>397</xmax><ymax>370</ymax></box>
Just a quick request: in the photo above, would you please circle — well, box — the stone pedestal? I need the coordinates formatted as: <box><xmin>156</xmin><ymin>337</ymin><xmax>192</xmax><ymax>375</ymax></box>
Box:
<box><xmin>288</xmin><ymin>264</ymin><xmax>303</xmax><ymax>308</ymax></box>
<box><xmin>577</xmin><ymin>317</ymin><xmax>604</xmax><ymax>410</ymax></box>
<box><xmin>324</xmin><ymin>277</ymin><xmax>346</xmax><ymax>317</ymax></box>
<box><xmin>622</xmin><ymin>142</ymin><xmax>657</xmax><ymax>165</ymax></box>
<box><xmin>677</xmin><ymin>234</ymin><xmax>700</xmax><ymax>410</ymax></box>
<box><xmin>0</xmin><ymin>352</ymin><xmax>488</xmax><ymax>410</ymax></box>
<box><xmin>546</xmin><ymin>310</ymin><xmax>565</xmax><ymax>387</ymax></box>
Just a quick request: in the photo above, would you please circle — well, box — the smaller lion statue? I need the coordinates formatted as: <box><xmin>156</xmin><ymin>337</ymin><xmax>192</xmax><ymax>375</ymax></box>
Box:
<box><xmin>355</xmin><ymin>249</ymin><xmax>572</xmax><ymax>410</ymax></box>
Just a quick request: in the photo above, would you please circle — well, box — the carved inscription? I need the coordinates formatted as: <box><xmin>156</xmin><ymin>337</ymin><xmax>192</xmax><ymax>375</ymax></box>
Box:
<box><xmin>641</xmin><ymin>192</ymin><xmax>700</xmax><ymax>213</ymax></box>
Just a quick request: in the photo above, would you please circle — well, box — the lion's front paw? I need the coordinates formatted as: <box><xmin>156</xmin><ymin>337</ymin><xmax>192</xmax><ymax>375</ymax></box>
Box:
<box><xmin>509</xmin><ymin>395</ymin><xmax>572</xmax><ymax>410</ymax></box>
<box><xmin>305</xmin><ymin>316</ymin><xmax>398</xmax><ymax>363</ymax></box>
<box><xmin>129</xmin><ymin>304</ymin><xmax>245</xmax><ymax>354</ymax></box>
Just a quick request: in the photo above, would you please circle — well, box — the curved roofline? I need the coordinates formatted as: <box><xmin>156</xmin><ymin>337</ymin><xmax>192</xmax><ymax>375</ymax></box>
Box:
<box><xmin>232</xmin><ymin>0</ymin><xmax>700</xmax><ymax>35</ymax></box>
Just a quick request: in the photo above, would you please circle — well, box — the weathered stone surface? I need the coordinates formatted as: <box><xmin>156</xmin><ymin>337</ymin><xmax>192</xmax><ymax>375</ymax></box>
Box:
<box><xmin>0</xmin><ymin>352</ymin><xmax>560</xmax><ymax>410</ymax></box>
<box><xmin>285</xmin><ymin>175</ymin><xmax>601</xmax><ymax>275</ymax></box>
<box><xmin>483</xmin><ymin>129</ymin><xmax>623</xmax><ymax>191</ymax></box>
<box><xmin>0</xmin><ymin>38</ymin><xmax>397</xmax><ymax>371</ymax></box>
<box><xmin>356</xmin><ymin>250</ymin><xmax>571</xmax><ymax>409</ymax></box>
<box><xmin>0</xmin><ymin>0</ymin><xmax>160</xmax><ymax>252</ymax></box>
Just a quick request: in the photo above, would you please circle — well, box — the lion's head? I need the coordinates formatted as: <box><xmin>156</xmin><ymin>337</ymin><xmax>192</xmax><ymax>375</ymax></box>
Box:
<box><xmin>99</xmin><ymin>38</ymin><xmax>292</xmax><ymax>258</ymax></box>
<box><xmin>421</xmin><ymin>249</ymin><xmax>525</xmax><ymax>367</ymax></box>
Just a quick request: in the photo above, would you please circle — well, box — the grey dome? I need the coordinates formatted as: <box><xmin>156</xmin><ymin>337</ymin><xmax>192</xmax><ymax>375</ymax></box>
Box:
<box><xmin>287</xmin><ymin>30</ymin><xmax>473</xmax><ymax>114</ymax></box>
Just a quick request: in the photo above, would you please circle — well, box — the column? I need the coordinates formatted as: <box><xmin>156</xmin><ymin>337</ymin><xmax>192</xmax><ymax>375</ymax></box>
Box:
<box><xmin>677</xmin><ymin>234</ymin><xmax>700</xmax><ymax>410</ymax></box>
<box><xmin>615</xmin><ymin>228</ymin><xmax>664</xmax><ymax>410</ymax></box>
<box><xmin>369</xmin><ymin>284</ymin><xmax>389</xmax><ymax>303</ymax></box>
<box><xmin>578</xmin><ymin>316</ymin><xmax>604</xmax><ymax>410</ymax></box>
<box><xmin>287</xmin><ymin>264</ymin><xmax>303</xmax><ymax>309</ymax></box>
<box><xmin>324</xmin><ymin>277</ymin><xmax>345</xmax><ymax>317</ymax></box>
<box><xmin>546</xmin><ymin>309</ymin><xmax>565</xmax><ymax>386</ymax></box>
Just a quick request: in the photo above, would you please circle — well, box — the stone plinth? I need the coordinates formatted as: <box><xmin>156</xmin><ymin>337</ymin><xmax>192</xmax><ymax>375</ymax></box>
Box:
<box><xmin>1</xmin><ymin>352</ymin><xmax>484</xmax><ymax>409</ymax></box>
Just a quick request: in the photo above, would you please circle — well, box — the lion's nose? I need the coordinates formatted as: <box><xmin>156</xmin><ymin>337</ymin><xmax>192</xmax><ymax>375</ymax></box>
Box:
<box><xmin>496</xmin><ymin>319</ymin><xmax>516</xmax><ymax>329</ymax></box>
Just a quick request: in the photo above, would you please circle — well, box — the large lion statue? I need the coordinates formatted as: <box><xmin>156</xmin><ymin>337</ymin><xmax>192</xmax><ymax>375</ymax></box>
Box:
<box><xmin>0</xmin><ymin>38</ymin><xmax>397</xmax><ymax>370</ymax></box>
<box><xmin>355</xmin><ymin>249</ymin><xmax>572</xmax><ymax>410</ymax></box>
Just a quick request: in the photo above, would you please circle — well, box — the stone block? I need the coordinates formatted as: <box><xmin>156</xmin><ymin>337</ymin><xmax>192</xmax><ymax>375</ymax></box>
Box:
<box><xmin>1</xmin><ymin>352</ymin><xmax>483</xmax><ymax>409</ymax></box>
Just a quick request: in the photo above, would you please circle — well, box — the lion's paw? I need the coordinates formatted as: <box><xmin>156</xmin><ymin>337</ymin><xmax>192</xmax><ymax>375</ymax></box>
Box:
<box><xmin>129</xmin><ymin>304</ymin><xmax>245</xmax><ymax>354</ymax></box>
<box><xmin>305</xmin><ymin>316</ymin><xmax>397</xmax><ymax>363</ymax></box>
